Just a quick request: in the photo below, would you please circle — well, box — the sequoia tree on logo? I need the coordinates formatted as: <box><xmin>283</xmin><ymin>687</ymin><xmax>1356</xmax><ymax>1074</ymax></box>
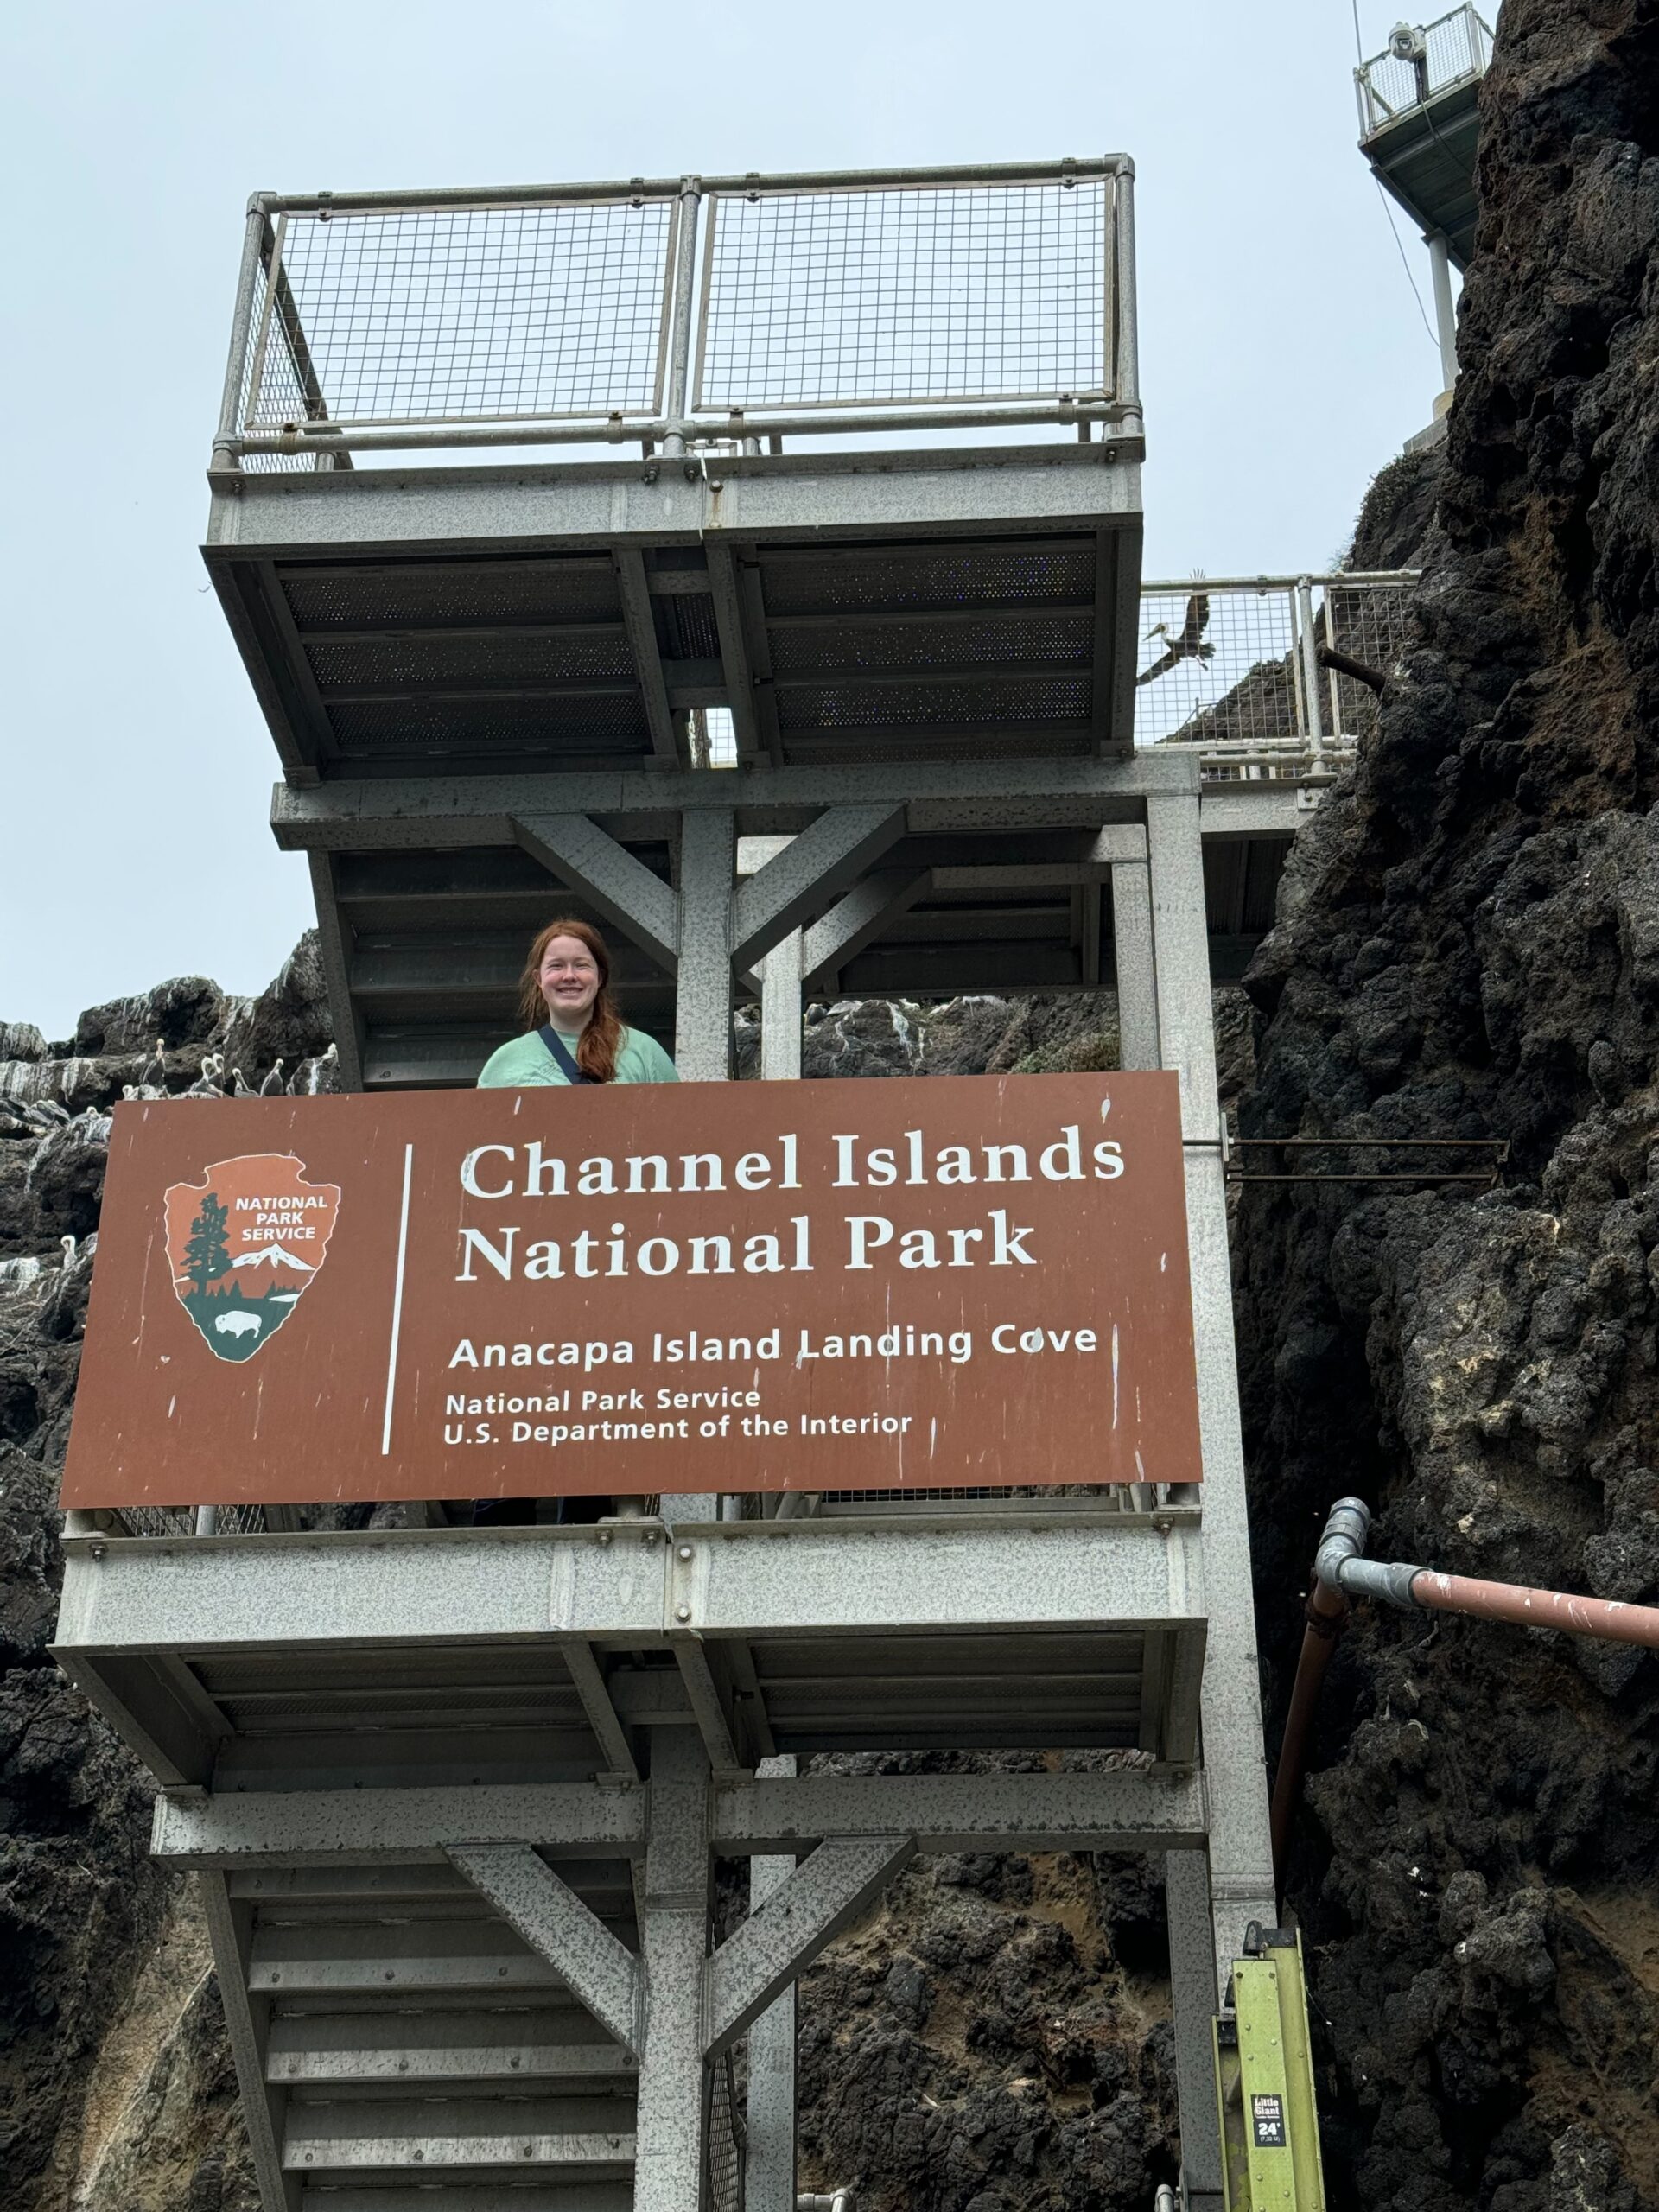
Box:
<box><xmin>163</xmin><ymin>1154</ymin><xmax>341</xmax><ymax>1363</ymax></box>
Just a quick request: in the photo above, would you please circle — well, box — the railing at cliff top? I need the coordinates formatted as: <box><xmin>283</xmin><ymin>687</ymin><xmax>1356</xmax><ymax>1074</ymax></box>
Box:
<box><xmin>215</xmin><ymin>160</ymin><xmax>1138</xmax><ymax>467</ymax></box>
<box><xmin>1131</xmin><ymin>572</ymin><xmax>1419</xmax><ymax>779</ymax></box>
<box><xmin>1355</xmin><ymin>6</ymin><xmax>1494</xmax><ymax>140</ymax></box>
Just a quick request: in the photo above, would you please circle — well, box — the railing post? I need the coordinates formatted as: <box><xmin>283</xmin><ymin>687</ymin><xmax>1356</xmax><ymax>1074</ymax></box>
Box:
<box><xmin>213</xmin><ymin>200</ymin><xmax>270</xmax><ymax>468</ymax></box>
<box><xmin>663</xmin><ymin>177</ymin><xmax>702</xmax><ymax>458</ymax></box>
<box><xmin>1294</xmin><ymin>577</ymin><xmax>1325</xmax><ymax>765</ymax></box>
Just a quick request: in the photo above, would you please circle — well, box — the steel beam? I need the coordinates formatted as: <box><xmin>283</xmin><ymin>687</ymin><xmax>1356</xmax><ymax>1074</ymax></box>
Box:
<box><xmin>199</xmin><ymin>1871</ymin><xmax>301</xmax><ymax>2212</ymax></box>
<box><xmin>613</xmin><ymin>550</ymin><xmax>681</xmax><ymax>763</ymax></box>
<box><xmin>60</xmin><ymin>1513</ymin><xmax>1204</xmax><ymax>1659</ymax></box>
<box><xmin>1165</xmin><ymin>1847</ymin><xmax>1224</xmax><ymax>2212</ymax></box>
<box><xmin>1147</xmin><ymin>791</ymin><xmax>1277</xmax><ymax>1988</ymax></box>
<box><xmin>731</xmin><ymin>805</ymin><xmax>908</xmax><ymax>969</ymax></box>
<box><xmin>270</xmin><ymin>753</ymin><xmax>1202</xmax><ymax>852</ymax></box>
<box><xmin>711</xmin><ymin>1768</ymin><xmax>1205</xmax><ymax>1855</ymax></box>
<box><xmin>706</xmin><ymin>1836</ymin><xmax>912</xmax><ymax>2056</ymax></box>
<box><xmin>673</xmin><ymin>808</ymin><xmax>735</xmax><ymax>1078</ymax></box>
<box><xmin>154</xmin><ymin>1782</ymin><xmax>647</xmax><ymax>1866</ymax></box>
<box><xmin>512</xmin><ymin>815</ymin><xmax>679</xmax><ymax>972</ymax></box>
<box><xmin>746</xmin><ymin>1755</ymin><xmax>798</xmax><ymax>2212</ymax></box>
<box><xmin>449</xmin><ymin>1844</ymin><xmax>643</xmax><ymax>2056</ymax></box>
<box><xmin>560</xmin><ymin>1640</ymin><xmax>639</xmax><ymax>1782</ymax></box>
<box><xmin>1112</xmin><ymin>858</ymin><xmax>1160</xmax><ymax>1071</ymax></box>
<box><xmin>633</xmin><ymin>1730</ymin><xmax>710</xmax><ymax>2212</ymax></box>
<box><xmin>307</xmin><ymin>853</ymin><xmax>367</xmax><ymax>1091</ymax></box>
<box><xmin>152</xmin><ymin>1768</ymin><xmax>1205</xmax><ymax>1867</ymax></box>
<box><xmin>760</xmin><ymin>931</ymin><xmax>803</xmax><ymax>1079</ymax></box>
<box><xmin>800</xmin><ymin>870</ymin><xmax>931</xmax><ymax>988</ymax></box>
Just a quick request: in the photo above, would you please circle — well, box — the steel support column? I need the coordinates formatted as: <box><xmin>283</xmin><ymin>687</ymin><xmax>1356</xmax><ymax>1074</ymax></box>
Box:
<box><xmin>1146</xmin><ymin>791</ymin><xmax>1276</xmax><ymax>1991</ymax></box>
<box><xmin>760</xmin><ymin>931</ymin><xmax>804</xmax><ymax>1080</ymax></box>
<box><xmin>745</xmin><ymin>1756</ymin><xmax>798</xmax><ymax>2212</ymax></box>
<box><xmin>1427</xmin><ymin>229</ymin><xmax>1459</xmax><ymax>397</ymax></box>
<box><xmin>633</xmin><ymin>1729</ymin><xmax>711</xmax><ymax>2212</ymax></box>
<box><xmin>674</xmin><ymin>808</ymin><xmax>735</xmax><ymax>1079</ymax></box>
<box><xmin>1165</xmin><ymin>1847</ymin><xmax>1223</xmax><ymax>2212</ymax></box>
<box><xmin>1111</xmin><ymin>856</ymin><xmax>1160</xmax><ymax>1071</ymax></box>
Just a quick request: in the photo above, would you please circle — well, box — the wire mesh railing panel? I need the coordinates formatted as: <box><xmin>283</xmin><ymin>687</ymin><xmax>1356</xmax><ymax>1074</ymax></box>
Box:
<box><xmin>1132</xmin><ymin>582</ymin><xmax>1300</xmax><ymax>752</ymax></box>
<box><xmin>238</xmin><ymin>250</ymin><xmax>329</xmax><ymax>472</ymax></box>
<box><xmin>1325</xmin><ymin>581</ymin><xmax>1416</xmax><ymax>741</ymax></box>
<box><xmin>1133</xmin><ymin>575</ymin><xmax>1418</xmax><ymax>772</ymax></box>
<box><xmin>694</xmin><ymin>177</ymin><xmax>1113</xmax><ymax>412</ymax></box>
<box><xmin>102</xmin><ymin>1505</ymin><xmax>270</xmax><ymax>1537</ymax></box>
<box><xmin>245</xmin><ymin>200</ymin><xmax>677</xmax><ymax>430</ymax></box>
<box><xmin>1357</xmin><ymin>5</ymin><xmax>1494</xmax><ymax>130</ymax></box>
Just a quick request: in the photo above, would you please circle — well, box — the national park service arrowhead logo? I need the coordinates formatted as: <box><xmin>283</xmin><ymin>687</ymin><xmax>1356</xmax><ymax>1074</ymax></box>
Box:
<box><xmin>164</xmin><ymin>1154</ymin><xmax>340</xmax><ymax>1363</ymax></box>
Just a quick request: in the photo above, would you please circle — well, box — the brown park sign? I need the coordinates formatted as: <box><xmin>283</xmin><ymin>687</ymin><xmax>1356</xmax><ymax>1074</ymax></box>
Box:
<box><xmin>61</xmin><ymin>1073</ymin><xmax>1203</xmax><ymax>1508</ymax></box>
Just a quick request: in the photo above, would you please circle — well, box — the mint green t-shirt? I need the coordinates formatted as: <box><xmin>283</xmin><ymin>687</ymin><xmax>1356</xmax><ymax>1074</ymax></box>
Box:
<box><xmin>476</xmin><ymin>1027</ymin><xmax>680</xmax><ymax>1089</ymax></box>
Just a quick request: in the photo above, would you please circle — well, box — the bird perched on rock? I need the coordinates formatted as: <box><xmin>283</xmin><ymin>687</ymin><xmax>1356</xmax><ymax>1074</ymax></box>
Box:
<box><xmin>258</xmin><ymin>1059</ymin><xmax>286</xmax><ymax>1096</ymax></box>
<box><xmin>20</xmin><ymin>1099</ymin><xmax>71</xmax><ymax>1130</ymax></box>
<box><xmin>230</xmin><ymin>1067</ymin><xmax>259</xmax><ymax>1099</ymax></box>
<box><xmin>1136</xmin><ymin>583</ymin><xmax>1214</xmax><ymax>687</ymax></box>
<box><xmin>138</xmin><ymin>1039</ymin><xmax>167</xmax><ymax>1092</ymax></box>
<box><xmin>182</xmin><ymin>1055</ymin><xmax>226</xmax><ymax>1099</ymax></box>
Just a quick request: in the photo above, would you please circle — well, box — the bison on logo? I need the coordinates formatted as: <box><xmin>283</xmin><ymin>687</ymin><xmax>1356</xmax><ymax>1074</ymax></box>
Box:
<box><xmin>163</xmin><ymin>1154</ymin><xmax>340</xmax><ymax>1363</ymax></box>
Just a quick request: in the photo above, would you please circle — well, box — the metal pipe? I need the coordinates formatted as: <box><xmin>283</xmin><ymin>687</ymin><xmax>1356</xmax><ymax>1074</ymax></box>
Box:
<box><xmin>1408</xmin><ymin>1569</ymin><xmax>1659</xmax><ymax>1648</ymax></box>
<box><xmin>229</xmin><ymin>396</ymin><xmax>1136</xmax><ymax>460</ymax></box>
<box><xmin>195</xmin><ymin>1503</ymin><xmax>219</xmax><ymax>1537</ymax></box>
<box><xmin>1276</xmin><ymin>1494</ymin><xmax>1659</xmax><ymax>1879</ymax></box>
<box><xmin>1141</xmin><ymin>571</ymin><xmax>1419</xmax><ymax>591</ymax></box>
<box><xmin>1268</xmin><ymin>1497</ymin><xmax>1370</xmax><ymax>1885</ymax></box>
<box><xmin>213</xmin><ymin>203</ymin><xmax>270</xmax><ymax>463</ymax></box>
<box><xmin>662</xmin><ymin>177</ymin><xmax>702</xmax><ymax>457</ymax></box>
<box><xmin>1426</xmin><ymin>230</ymin><xmax>1459</xmax><ymax>394</ymax></box>
<box><xmin>1154</xmin><ymin>2187</ymin><xmax>1178</xmax><ymax>2212</ymax></box>
<box><xmin>798</xmin><ymin>2195</ymin><xmax>856</xmax><ymax>2212</ymax></box>
<box><xmin>1112</xmin><ymin>158</ymin><xmax>1139</xmax><ymax>412</ymax></box>
<box><xmin>1294</xmin><ymin>577</ymin><xmax>1325</xmax><ymax>758</ymax></box>
<box><xmin>259</xmin><ymin>158</ymin><xmax>1128</xmax><ymax>217</ymax></box>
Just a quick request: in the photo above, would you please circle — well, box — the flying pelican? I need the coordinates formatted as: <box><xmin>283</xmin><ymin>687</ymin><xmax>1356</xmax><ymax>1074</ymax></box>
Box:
<box><xmin>1136</xmin><ymin>584</ymin><xmax>1215</xmax><ymax>687</ymax></box>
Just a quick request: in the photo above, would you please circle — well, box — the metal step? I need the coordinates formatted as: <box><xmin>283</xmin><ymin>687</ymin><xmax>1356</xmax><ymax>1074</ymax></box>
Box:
<box><xmin>241</xmin><ymin>1866</ymin><xmax>642</xmax><ymax>2203</ymax></box>
<box><xmin>299</xmin><ymin>2188</ymin><xmax>634</xmax><ymax>2212</ymax></box>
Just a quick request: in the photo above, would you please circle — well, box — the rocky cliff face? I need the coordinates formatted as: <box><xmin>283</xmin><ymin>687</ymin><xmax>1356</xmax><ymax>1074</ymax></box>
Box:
<box><xmin>1234</xmin><ymin>3</ymin><xmax>1659</xmax><ymax>2207</ymax></box>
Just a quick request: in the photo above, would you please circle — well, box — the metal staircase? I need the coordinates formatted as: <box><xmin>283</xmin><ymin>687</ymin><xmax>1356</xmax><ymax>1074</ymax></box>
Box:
<box><xmin>48</xmin><ymin>156</ymin><xmax>1344</xmax><ymax>2212</ymax></box>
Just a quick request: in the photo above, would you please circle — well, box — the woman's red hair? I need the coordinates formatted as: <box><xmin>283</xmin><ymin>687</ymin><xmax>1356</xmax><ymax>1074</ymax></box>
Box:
<box><xmin>518</xmin><ymin>918</ymin><xmax>624</xmax><ymax>1084</ymax></box>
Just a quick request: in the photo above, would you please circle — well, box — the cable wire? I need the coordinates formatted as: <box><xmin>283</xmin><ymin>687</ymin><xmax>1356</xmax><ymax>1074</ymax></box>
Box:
<box><xmin>1373</xmin><ymin>176</ymin><xmax>1443</xmax><ymax>353</ymax></box>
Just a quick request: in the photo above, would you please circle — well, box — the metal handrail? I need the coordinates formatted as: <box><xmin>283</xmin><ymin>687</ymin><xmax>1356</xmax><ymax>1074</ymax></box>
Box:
<box><xmin>1133</xmin><ymin>571</ymin><xmax>1420</xmax><ymax>769</ymax></box>
<box><xmin>213</xmin><ymin>158</ymin><xmax>1138</xmax><ymax>466</ymax></box>
<box><xmin>1354</xmin><ymin>6</ymin><xmax>1495</xmax><ymax>140</ymax></box>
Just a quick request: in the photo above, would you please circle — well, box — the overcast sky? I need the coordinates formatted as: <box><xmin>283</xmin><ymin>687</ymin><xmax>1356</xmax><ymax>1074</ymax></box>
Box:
<box><xmin>0</xmin><ymin>1</ymin><xmax>1453</xmax><ymax>1045</ymax></box>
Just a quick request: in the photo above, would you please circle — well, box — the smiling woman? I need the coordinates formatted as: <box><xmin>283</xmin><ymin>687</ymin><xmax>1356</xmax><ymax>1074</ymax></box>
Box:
<box><xmin>477</xmin><ymin>919</ymin><xmax>680</xmax><ymax>1089</ymax></box>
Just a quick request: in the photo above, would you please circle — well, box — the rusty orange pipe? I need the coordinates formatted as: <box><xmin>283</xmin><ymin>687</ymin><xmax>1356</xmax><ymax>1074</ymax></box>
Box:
<box><xmin>1268</xmin><ymin>1569</ymin><xmax>1350</xmax><ymax>1890</ymax></box>
<box><xmin>1405</xmin><ymin>1569</ymin><xmax>1659</xmax><ymax>1648</ymax></box>
<box><xmin>1271</xmin><ymin>1499</ymin><xmax>1659</xmax><ymax>1891</ymax></box>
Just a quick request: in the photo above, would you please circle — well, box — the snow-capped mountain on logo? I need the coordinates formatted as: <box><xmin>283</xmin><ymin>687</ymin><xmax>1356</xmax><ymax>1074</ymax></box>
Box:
<box><xmin>163</xmin><ymin>1154</ymin><xmax>340</xmax><ymax>1362</ymax></box>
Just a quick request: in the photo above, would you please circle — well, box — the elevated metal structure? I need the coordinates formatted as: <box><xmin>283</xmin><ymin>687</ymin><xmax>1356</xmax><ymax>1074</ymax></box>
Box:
<box><xmin>1356</xmin><ymin>7</ymin><xmax>1494</xmax><ymax>405</ymax></box>
<box><xmin>48</xmin><ymin>157</ymin><xmax>1339</xmax><ymax>2212</ymax></box>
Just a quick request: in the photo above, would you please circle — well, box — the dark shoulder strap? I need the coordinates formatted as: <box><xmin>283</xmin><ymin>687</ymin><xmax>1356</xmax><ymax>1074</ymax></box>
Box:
<box><xmin>537</xmin><ymin>1024</ymin><xmax>599</xmax><ymax>1084</ymax></box>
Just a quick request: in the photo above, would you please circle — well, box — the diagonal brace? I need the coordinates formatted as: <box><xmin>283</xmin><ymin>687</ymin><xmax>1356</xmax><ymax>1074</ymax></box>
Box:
<box><xmin>801</xmin><ymin>868</ymin><xmax>931</xmax><ymax>985</ymax></box>
<box><xmin>513</xmin><ymin>813</ymin><xmax>679</xmax><ymax>972</ymax></box>
<box><xmin>704</xmin><ymin>1834</ymin><xmax>913</xmax><ymax>2056</ymax></box>
<box><xmin>732</xmin><ymin>805</ymin><xmax>908</xmax><ymax>969</ymax></box>
<box><xmin>450</xmin><ymin>1842</ymin><xmax>643</xmax><ymax>2056</ymax></box>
